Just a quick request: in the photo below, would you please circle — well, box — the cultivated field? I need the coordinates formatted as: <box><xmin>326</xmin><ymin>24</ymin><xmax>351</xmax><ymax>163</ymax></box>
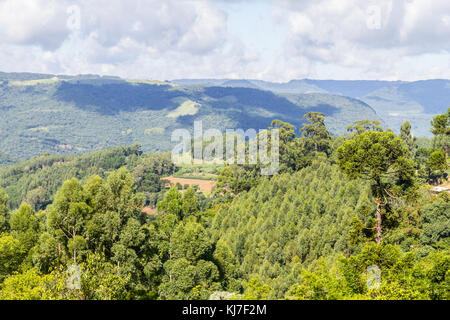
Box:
<box><xmin>161</xmin><ymin>176</ymin><xmax>216</xmax><ymax>192</ymax></box>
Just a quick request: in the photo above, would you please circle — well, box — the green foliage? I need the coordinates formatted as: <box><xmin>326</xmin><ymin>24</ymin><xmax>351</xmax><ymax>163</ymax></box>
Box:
<box><xmin>239</xmin><ymin>278</ymin><xmax>274</xmax><ymax>300</ymax></box>
<box><xmin>79</xmin><ymin>253</ymin><xmax>129</xmax><ymax>300</ymax></box>
<box><xmin>132</xmin><ymin>152</ymin><xmax>176</xmax><ymax>193</ymax></box>
<box><xmin>209</xmin><ymin>161</ymin><xmax>372</xmax><ymax>297</ymax></box>
<box><xmin>157</xmin><ymin>187</ymin><xmax>183</xmax><ymax>219</ymax></box>
<box><xmin>431</xmin><ymin>107</ymin><xmax>450</xmax><ymax>156</ymax></box>
<box><xmin>46</xmin><ymin>178</ymin><xmax>92</xmax><ymax>263</ymax></box>
<box><xmin>0</xmin><ymin>188</ymin><xmax>9</xmax><ymax>233</ymax></box>
<box><xmin>0</xmin><ymin>113</ymin><xmax>448</xmax><ymax>300</ymax></box>
<box><xmin>420</xmin><ymin>199</ymin><xmax>450</xmax><ymax>246</ymax></box>
<box><xmin>0</xmin><ymin>145</ymin><xmax>144</xmax><ymax>210</ymax></box>
<box><xmin>0</xmin><ymin>233</ymin><xmax>24</xmax><ymax>281</ymax></box>
<box><xmin>213</xmin><ymin>240</ymin><xmax>241</xmax><ymax>292</ymax></box>
<box><xmin>300</xmin><ymin>112</ymin><xmax>332</xmax><ymax>154</ymax></box>
<box><xmin>10</xmin><ymin>203</ymin><xmax>40</xmax><ymax>257</ymax></box>
<box><xmin>181</xmin><ymin>187</ymin><xmax>201</xmax><ymax>217</ymax></box>
<box><xmin>0</xmin><ymin>268</ymin><xmax>68</xmax><ymax>300</ymax></box>
<box><xmin>286</xmin><ymin>259</ymin><xmax>346</xmax><ymax>300</ymax></box>
<box><xmin>170</xmin><ymin>220</ymin><xmax>212</xmax><ymax>262</ymax></box>
<box><xmin>158</xmin><ymin>258</ymin><xmax>220</xmax><ymax>300</ymax></box>
<box><xmin>415</xmin><ymin>147</ymin><xmax>447</xmax><ymax>183</ymax></box>
<box><xmin>213</xmin><ymin>165</ymin><xmax>259</xmax><ymax>201</ymax></box>
<box><xmin>337</xmin><ymin>131</ymin><xmax>412</xmax><ymax>185</ymax></box>
<box><xmin>339</xmin><ymin>243</ymin><xmax>449</xmax><ymax>300</ymax></box>
<box><xmin>337</xmin><ymin>130</ymin><xmax>416</xmax><ymax>243</ymax></box>
<box><xmin>431</xmin><ymin>109</ymin><xmax>450</xmax><ymax>136</ymax></box>
<box><xmin>347</xmin><ymin>120</ymin><xmax>383</xmax><ymax>135</ymax></box>
<box><xmin>429</xmin><ymin>150</ymin><xmax>447</xmax><ymax>171</ymax></box>
<box><xmin>400</xmin><ymin>121</ymin><xmax>417</xmax><ymax>155</ymax></box>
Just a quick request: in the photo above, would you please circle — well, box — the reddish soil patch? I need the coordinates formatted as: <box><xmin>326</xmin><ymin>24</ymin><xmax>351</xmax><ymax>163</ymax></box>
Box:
<box><xmin>161</xmin><ymin>176</ymin><xmax>216</xmax><ymax>192</ymax></box>
<box><xmin>142</xmin><ymin>207</ymin><xmax>158</xmax><ymax>215</ymax></box>
<box><xmin>439</xmin><ymin>181</ymin><xmax>450</xmax><ymax>189</ymax></box>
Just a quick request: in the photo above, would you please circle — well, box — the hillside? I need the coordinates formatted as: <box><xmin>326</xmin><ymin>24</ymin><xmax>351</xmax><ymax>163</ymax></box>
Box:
<box><xmin>0</xmin><ymin>72</ymin><xmax>380</xmax><ymax>163</ymax></box>
<box><xmin>174</xmin><ymin>78</ymin><xmax>450</xmax><ymax>137</ymax></box>
<box><xmin>0</xmin><ymin>106</ymin><xmax>448</xmax><ymax>300</ymax></box>
<box><xmin>0</xmin><ymin>144</ymin><xmax>175</xmax><ymax>210</ymax></box>
<box><xmin>1</xmin><ymin>150</ymin><xmax>448</xmax><ymax>300</ymax></box>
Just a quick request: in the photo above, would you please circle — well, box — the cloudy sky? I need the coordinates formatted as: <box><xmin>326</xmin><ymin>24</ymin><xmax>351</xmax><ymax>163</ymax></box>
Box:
<box><xmin>0</xmin><ymin>0</ymin><xmax>449</xmax><ymax>81</ymax></box>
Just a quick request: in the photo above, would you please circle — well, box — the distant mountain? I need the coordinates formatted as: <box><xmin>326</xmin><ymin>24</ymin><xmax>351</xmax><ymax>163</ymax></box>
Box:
<box><xmin>173</xmin><ymin>78</ymin><xmax>403</xmax><ymax>95</ymax></box>
<box><xmin>0</xmin><ymin>72</ymin><xmax>380</xmax><ymax>163</ymax></box>
<box><xmin>174</xmin><ymin>78</ymin><xmax>450</xmax><ymax>136</ymax></box>
<box><xmin>0</xmin><ymin>150</ymin><xmax>13</xmax><ymax>166</ymax></box>
<box><xmin>173</xmin><ymin>78</ymin><xmax>328</xmax><ymax>94</ymax></box>
<box><xmin>303</xmin><ymin>79</ymin><xmax>403</xmax><ymax>97</ymax></box>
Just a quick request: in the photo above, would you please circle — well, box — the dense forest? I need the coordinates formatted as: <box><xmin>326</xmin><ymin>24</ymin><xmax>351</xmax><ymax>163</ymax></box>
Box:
<box><xmin>0</xmin><ymin>108</ymin><xmax>448</xmax><ymax>300</ymax></box>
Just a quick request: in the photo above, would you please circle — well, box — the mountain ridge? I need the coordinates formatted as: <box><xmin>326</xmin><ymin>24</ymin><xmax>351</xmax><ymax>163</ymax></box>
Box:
<box><xmin>1</xmin><ymin>71</ymin><xmax>449</xmax><ymax>164</ymax></box>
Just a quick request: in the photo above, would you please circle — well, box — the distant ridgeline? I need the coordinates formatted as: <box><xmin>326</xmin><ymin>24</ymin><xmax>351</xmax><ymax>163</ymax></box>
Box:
<box><xmin>174</xmin><ymin>78</ymin><xmax>450</xmax><ymax>138</ymax></box>
<box><xmin>0</xmin><ymin>71</ymin><xmax>449</xmax><ymax>164</ymax></box>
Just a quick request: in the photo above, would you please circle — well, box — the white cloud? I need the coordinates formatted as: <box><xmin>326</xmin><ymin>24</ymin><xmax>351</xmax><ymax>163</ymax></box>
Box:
<box><xmin>0</xmin><ymin>0</ymin><xmax>250</xmax><ymax>78</ymax></box>
<box><xmin>0</xmin><ymin>0</ymin><xmax>448</xmax><ymax>81</ymax></box>
<box><xmin>0</xmin><ymin>0</ymin><xmax>70</xmax><ymax>49</ymax></box>
<box><xmin>276</xmin><ymin>0</ymin><xmax>450</xmax><ymax>80</ymax></box>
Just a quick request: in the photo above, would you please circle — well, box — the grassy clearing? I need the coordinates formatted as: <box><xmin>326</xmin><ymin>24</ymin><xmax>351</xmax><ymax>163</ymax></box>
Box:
<box><xmin>9</xmin><ymin>78</ymin><xmax>61</xmax><ymax>86</ymax></box>
<box><xmin>144</xmin><ymin>127</ymin><xmax>165</xmax><ymax>134</ymax></box>
<box><xmin>175</xmin><ymin>163</ymin><xmax>223</xmax><ymax>179</ymax></box>
<box><xmin>172</xmin><ymin>173</ymin><xmax>217</xmax><ymax>180</ymax></box>
<box><xmin>126</xmin><ymin>79</ymin><xmax>176</xmax><ymax>86</ymax></box>
<box><xmin>167</xmin><ymin>100</ymin><xmax>200</xmax><ymax>118</ymax></box>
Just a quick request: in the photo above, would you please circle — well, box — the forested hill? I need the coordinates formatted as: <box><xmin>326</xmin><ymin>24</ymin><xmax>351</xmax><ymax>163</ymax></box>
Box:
<box><xmin>0</xmin><ymin>144</ymin><xmax>176</xmax><ymax>211</ymax></box>
<box><xmin>0</xmin><ymin>71</ymin><xmax>380</xmax><ymax>164</ymax></box>
<box><xmin>0</xmin><ymin>109</ymin><xmax>448</xmax><ymax>300</ymax></box>
<box><xmin>174</xmin><ymin>78</ymin><xmax>450</xmax><ymax>137</ymax></box>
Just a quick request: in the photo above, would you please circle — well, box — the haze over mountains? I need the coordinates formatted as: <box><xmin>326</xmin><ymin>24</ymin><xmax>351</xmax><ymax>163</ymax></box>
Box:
<box><xmin>175</xmin><ymin>78</ymin><xmax>450</xmax><ymax>136</ymax></box>
<box><xmin>0</xmin><ymin>71</ymin><xmax>449</xmax><ymax>164</ymax></box>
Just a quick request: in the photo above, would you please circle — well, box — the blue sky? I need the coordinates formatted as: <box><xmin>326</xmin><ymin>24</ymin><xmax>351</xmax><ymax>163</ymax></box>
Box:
<box><xmin>216</xmin><ymin>0</ymin><xmax>286</xmax><ymax>67</ymax></box>
<box><xmin>0</xmin><ymin>0</ymin><xmax>449</xmax><ymax>81</ymax></box>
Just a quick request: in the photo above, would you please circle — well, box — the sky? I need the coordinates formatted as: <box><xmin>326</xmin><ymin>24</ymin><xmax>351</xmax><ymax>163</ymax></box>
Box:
<box><xmin>0</xmin><ymin>0</ymin><xmax>449</xmax><ymax>81</ymax></box>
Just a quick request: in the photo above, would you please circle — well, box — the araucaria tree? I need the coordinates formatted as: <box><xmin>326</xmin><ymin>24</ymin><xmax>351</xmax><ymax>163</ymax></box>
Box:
<box><xmin>430</xmin><ymin>107</ymin><xmax>450</xmax><ymax>156</ymax></box>
<box><xmin>337</xmin><ymin>131</ymin><xmax>415</xmax><ymax>244</ymax></box>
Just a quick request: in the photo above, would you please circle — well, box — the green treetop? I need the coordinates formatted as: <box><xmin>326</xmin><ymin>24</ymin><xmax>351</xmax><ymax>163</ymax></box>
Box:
<box><xmin>337</xmin><ymin>131</ymin><xmax>415</xmax><ymax>244</ymax></box>
<box><xmin>300</xmin><ymin>112</ymin><xmax>332</xmax><ymax>154</ymax></box>
<box><xmin>0</xmin><ymin>189</ymin><xmax>10</xmax><ymax>233</ymax></box>
<box><xmin>347</xmin><ymin>120</ymin><xmax>383</xmax><ymax>135</ymax></box>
